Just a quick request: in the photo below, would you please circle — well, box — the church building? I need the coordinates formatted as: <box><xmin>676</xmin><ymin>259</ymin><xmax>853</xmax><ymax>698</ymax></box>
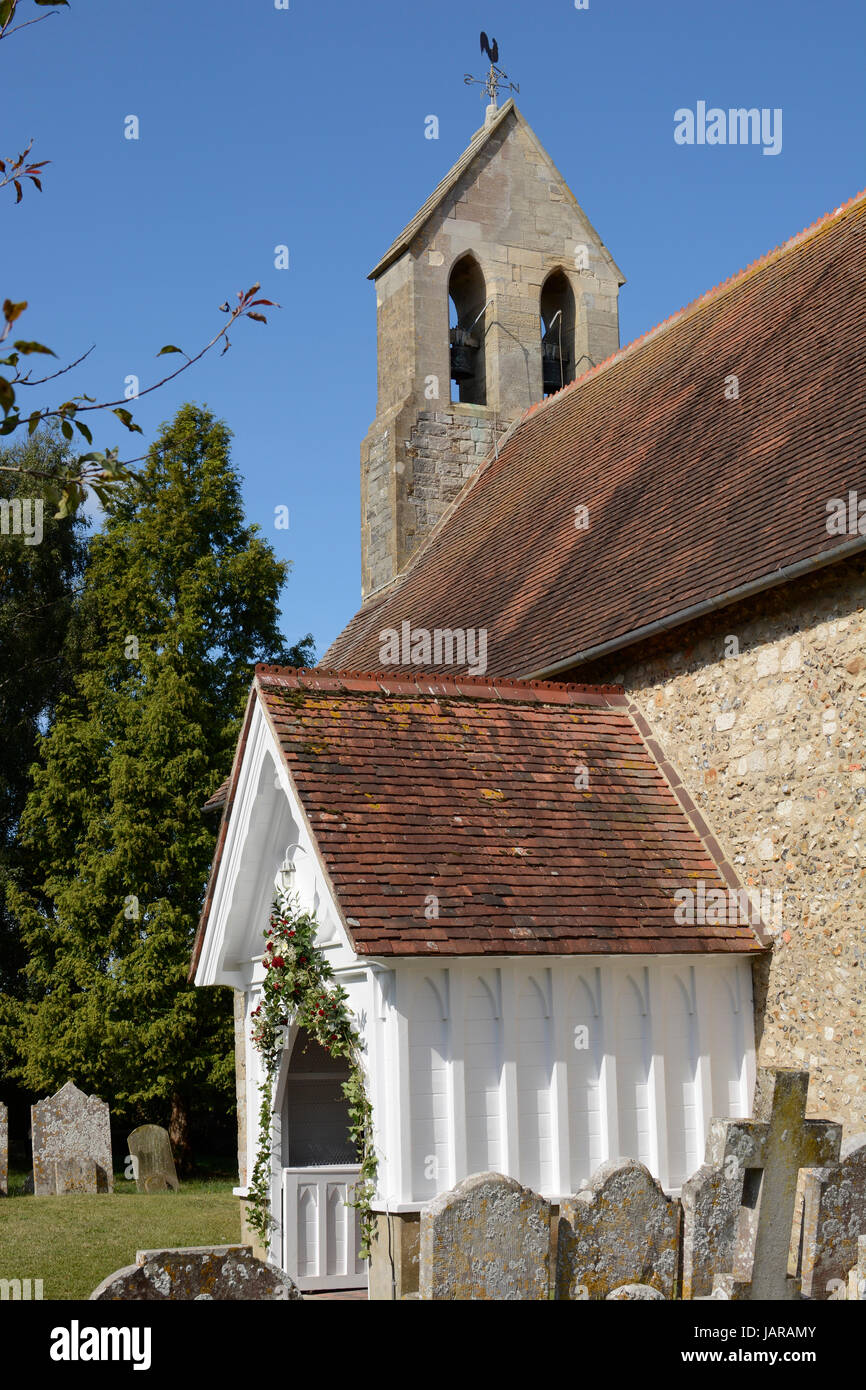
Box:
<box><xmin>193</xmin><ymin>94</ymin><xmax>865</xmax><ymax>1297</ymax></box>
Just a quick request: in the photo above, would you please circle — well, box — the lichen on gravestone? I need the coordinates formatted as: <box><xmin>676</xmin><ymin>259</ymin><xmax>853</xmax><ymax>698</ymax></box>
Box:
<box><xmin>127</xmin><ymin>1124</ymin><xmax>179</xmax><ymax>1194</ymax></box>
<box><xmin>89</xmin><ymin>1246</ymin><xmax>303</xmax><ymax>1301</ymax></box>
<box><xmin>556</xmin><ymin>1158</ymin><xmax>681</xmax><ymax>1301</ymax></box>
<box><xmin>419</xmin><ymin>1172</ymin><xmax>551</xmax><ymax>1301</ymax></box>
<box><xmin>31</xmin><ymin>1081</ymin><xmax>113</xmax><ymax>1196</ymax></box>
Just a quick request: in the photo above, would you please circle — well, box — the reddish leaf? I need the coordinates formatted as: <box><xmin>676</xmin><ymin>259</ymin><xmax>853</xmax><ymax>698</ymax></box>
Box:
<box><xmin>13</xmin><ymin>180</ymin><xmax>22</xmax><ymax>203</ymax></box>
<box><xmin>246</xmin><ymin>312</ymin><xmax>268</xmax><ymax>323</ymax></box>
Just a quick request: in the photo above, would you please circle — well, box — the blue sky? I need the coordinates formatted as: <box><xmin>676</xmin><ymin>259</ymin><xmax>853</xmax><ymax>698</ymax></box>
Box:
<box><xmin>5</xmin><ymin>0</ymin><xmax>865</xmax><ymax>656</ymax></box>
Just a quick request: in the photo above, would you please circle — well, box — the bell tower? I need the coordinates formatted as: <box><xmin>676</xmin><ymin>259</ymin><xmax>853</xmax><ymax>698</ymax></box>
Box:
<box><xmin>360</xmin><ymin>97</ymin><xmax>625</xmax><ymax>599</ymax></box>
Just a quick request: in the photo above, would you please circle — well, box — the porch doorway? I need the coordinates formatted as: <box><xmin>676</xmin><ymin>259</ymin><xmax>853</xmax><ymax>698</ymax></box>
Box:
<box><xmin>280</xmin><ymin>1030</ymin><xmax>366</xmax><ymax>1292</ymax></box>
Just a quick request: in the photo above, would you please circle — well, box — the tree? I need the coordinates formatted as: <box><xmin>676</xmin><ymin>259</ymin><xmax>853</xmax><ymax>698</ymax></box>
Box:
<box><xmin>0</xmin><ymin>428</ymin><xmax>87</xmax><ymax>1073</ymax></box>
<box><xmin>6</xmin><ymin>404</ymin><xmax>313</xmax><ymax>1163</ymax></box>
<box><xmin>1</xmin><ymin>1</ymin><xmax>277</xmax><ymax>515</ymax></box>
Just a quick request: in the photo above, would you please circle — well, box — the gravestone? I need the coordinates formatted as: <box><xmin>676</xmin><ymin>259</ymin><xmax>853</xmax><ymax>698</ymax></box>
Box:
<box><xmin>556</xmin><ymin>1159</ymin><xmax>681</xmax><ymax>1301</ymax></box>
<box><xmin>89</xmin><ymin>1246</ymin><xmax>302</xmax><ymax>1300</ymax></box>
<box><xmin>681</xmin><ymin>1131</ymin><xmax>746</xmax><ymax>1299</ymax></box>
<box><xmin>55</xmin><ymin>1157</ymin><xmax>98</xmax><ymax>1194</ymax></box>
<box><xmin>711</xmin><ymin>1069</ymin><xmax>841</xmax><ymax>1301</ymax></box>
<box><xmin>606</xmin><ymin>1283</ymin><xmax>666</xmax><ymax>1300</ymax></box>
<box><xmin>127</xmin><ymin>1125</ymin><xmax>179</xmax><ymax>1194</ymax></box>
<box><xmin>790</xmin><ymin>1134</ymin><xmax>866</xmax><ymax>1299</ymax></box>
<box><xmin>420</xmin><ymin>1172</ymin><xmax>551</xmax><ymax>1300</ymax></box>
<box><xmin>31</xmin><ymin>1081</ymin><xmax>113</xmax><ymax>1196</ymax></box>
<box><xmin>848</xmin><ymin>1235</ymin><xmax>865</xmax><ymax>1301</ymax></box>
<box><xmin>0</xmin><ymin>1101</ymin><xmax>7</xmax><ymax>1196</ymax></box>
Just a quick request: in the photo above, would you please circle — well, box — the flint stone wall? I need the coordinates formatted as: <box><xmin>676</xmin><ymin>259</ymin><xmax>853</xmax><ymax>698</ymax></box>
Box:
<box><xmin>582</xmin><ymin>554</ymin><xmax>866</xmax><ymax>1134</ymax></box>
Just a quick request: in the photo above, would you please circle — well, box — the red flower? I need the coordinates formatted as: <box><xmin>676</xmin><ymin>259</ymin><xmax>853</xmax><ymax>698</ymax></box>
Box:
<box><xmin>266</xmin><ymin>941</ymin><xmax>274</xmax><ymax>952</ymax></box>
<box><xmin>272</xmin><ymin>956</ymin><xmax>285</xmax><ymax>969</ymax></box>
<box><xmin>262</xmin><ymin>959</ymin><xmax>271</xmax><ymax>970</ymax></box>
<box><xmin>273</xmin><ymin>982</ymin><xmax>282</xmax><ymax>992</ymax></box>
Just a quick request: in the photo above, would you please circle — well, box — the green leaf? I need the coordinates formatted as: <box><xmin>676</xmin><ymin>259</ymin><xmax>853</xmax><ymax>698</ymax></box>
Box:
<box><xmin>0</xmin><ymin>1</ymin><xmax>14</xmax><ymax>28</ymax></box>
<box><xmin>74</xmin><ymin>419</ymin><xmax>93</xmax><ymax>444</ymax></box>
<box><xmin>0</xmin><ymin>414</ymin><xmax>20</xmax><ymax>435</ymax></box>
<box><xmin>28</xmin><ymin>411</ymin><xmax>40</xmax><ymax>435</ymax></box>
<box><xmin>33</xmin><ymin>1</ymin><xmax>70</xmax><ymax>7</ymax></box>
<box><xmin>60</xmin><ymin>420</ymin><xmax>73</xmax><ymax>441</ymax></box>
<box><xmin>112</xmin><ymin>407</ymin><xmax>143</xmax><ymax>434</ymax></box>
<box><xmin>12</xmin><ymin>340</ymin><xmax>56</xmax><ymax>356</ymax></box>
<box><xmin>157</xmin><ymin>344</ymin><xmax>184</xmax><ymax>356</ymax></box>
<box><xmin>0</xmin><ymin>375</ymin><xmax>15</xmax><ymax>414</ymax></box>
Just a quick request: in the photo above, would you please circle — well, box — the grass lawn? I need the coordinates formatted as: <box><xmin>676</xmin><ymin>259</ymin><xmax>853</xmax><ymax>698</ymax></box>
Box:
<box><xmin>0</xmin><ymin>1168</ymin><xmax>241</xmax><ymax>1300</ymax></box>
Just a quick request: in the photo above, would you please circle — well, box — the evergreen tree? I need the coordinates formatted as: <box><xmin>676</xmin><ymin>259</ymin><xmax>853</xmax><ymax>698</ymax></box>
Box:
<box><xmin>0</xmin><ymin>430</ymin><xmax>88</xmax><ymax>1078</ymax></box>
<box><xmin>7</xmin><ymin>404</ymin><xmax>312</xmax><ymax>1162</ymax></box>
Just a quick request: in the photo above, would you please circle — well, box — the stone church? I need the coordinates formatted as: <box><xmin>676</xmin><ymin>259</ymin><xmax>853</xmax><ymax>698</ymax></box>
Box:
<box><xmin>193</xmin><ymin>97</ymin><xmax>864</xmax><ymax>1295</ymax></box>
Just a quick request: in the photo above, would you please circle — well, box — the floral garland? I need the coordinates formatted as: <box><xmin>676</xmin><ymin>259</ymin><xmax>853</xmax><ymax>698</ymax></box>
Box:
<box><xmin>247</xmin><ymin>888</ymin><xmax>378</xmax><ymax>1258</ymax></box>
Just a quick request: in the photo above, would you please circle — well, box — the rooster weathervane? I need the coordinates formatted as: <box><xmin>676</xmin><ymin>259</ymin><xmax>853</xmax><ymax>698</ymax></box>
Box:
<box><xmin>464</xmin><ymin>31</ymin><xmax>519</xmax><ymax>108</ymax></box>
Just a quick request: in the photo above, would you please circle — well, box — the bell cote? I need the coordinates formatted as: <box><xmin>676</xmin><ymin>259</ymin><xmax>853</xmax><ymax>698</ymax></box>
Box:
<box><xmin>360</xmin><ymin>100</ymin><xmax>625</xmax><ymax>599</ymax></box>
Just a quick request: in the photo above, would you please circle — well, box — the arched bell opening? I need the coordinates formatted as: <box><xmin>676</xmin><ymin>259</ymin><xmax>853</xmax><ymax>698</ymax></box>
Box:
<box><xmin>448</xmin><ymin>254</ymin><xmax>488</xmax><ymax>406</ymax></box>
<box><xmin>540</xmin><ymin>268</ymin><xmax>577</xmax><ymax>398</ymax></box>
<box><xmin>281</xmin><ymin>1029</ymin><xmax>359</xmax><ymax>1167</ymax></box>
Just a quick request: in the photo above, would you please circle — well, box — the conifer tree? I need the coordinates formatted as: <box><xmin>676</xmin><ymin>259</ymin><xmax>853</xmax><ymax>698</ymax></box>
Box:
<box><xmin>0</xmin><ymin>430</ymin><xmax>88</xmax><ymax>1075</ymax></box>
<box><xmin>6</xmin><ymin>403</ymin><xmax>312</xmax><ymax>1161</ymax></box>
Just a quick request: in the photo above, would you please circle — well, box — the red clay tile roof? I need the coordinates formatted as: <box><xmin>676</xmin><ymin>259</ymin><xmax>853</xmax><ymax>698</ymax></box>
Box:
<box><xmin>190</xmin><ymin>667</ymin><xmax>764</xmax><ymax>971</ymax></box>
<box><xmin>326</xmin><ymin>191</ymin><xmax>866</xmax><ymax>678</ymax></box>
<box><xmin>203</xmin><ymin>778</ymin><xmax>230</xmax><ymax>812</ymax></box>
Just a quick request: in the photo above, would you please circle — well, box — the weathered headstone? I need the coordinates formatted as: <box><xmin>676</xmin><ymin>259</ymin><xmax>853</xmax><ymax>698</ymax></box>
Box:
<box><xmin>127</xmin><ymin>1125</ymin><xmax>179</xmax><ymax>1194</ymax></box>
<box><xmin>55</xmin><ymin>1157</ymin><xmax>99</xmax><ymax>1194</ymax></box>
<box><xmin>89</xmin><ymin>1246</ymin><xmax>302</xmax><ymax>1300</ymax></box>
<box><xmin>0</xmin><ymin>1101</ymin><xmax>7</xmax><ymax>1196</ymax></box>
<box><xmin>420</xmin><ymin>1172</ymin><xmax>551</xmax><ymax>1300</ymax></box>
<box><xmin>556</xmin><ymin>1158</ymin><xmax>681</xmax><ymax>1300</ymax></box>
<box><xmin>606</xmin><ymin>1283</ymin><xmax>666</xmax><ymax>1300</ymax></box>
<box><xmin>31</xmin><ymin>1081</ymin><xmax>113</xmax><ymax>1196</ymax></box>
<box><xmin>711</xmin><ymin>1069</ymin><xmax>841</xmax><ymax>1301</ymax></box>
<box><xmin>789</xmin><ymin>1134</ymin><xmax>866</xmax><ymax>1299</ymax></box>
<box><xmin>848</xmin><ymin>1235</ymin><xmax>865</xmax><ymax>1301</ymax></box>
<box><xmin>681</xmin><ymin>1125</ymin><xmax>747</xmax><ymax>1299</ymax></box>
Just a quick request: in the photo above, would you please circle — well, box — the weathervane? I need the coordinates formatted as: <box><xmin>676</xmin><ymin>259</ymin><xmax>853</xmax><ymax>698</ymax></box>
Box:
<box><xmin>464</xmin><ymin>31</ymin><xmax>519</xmax><ymax>108</ymax></box>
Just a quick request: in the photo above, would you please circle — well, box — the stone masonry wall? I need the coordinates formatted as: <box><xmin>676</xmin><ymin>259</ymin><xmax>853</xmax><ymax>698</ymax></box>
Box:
<box><xmin>406</xmin><ymin>407</ymin><xmax>507</xmax><ymax>545</ymax></box>
<box><xmin>580</xmin><ymin>555</ymin><xmax>866</xmax><ymax>1133</ymax></box>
